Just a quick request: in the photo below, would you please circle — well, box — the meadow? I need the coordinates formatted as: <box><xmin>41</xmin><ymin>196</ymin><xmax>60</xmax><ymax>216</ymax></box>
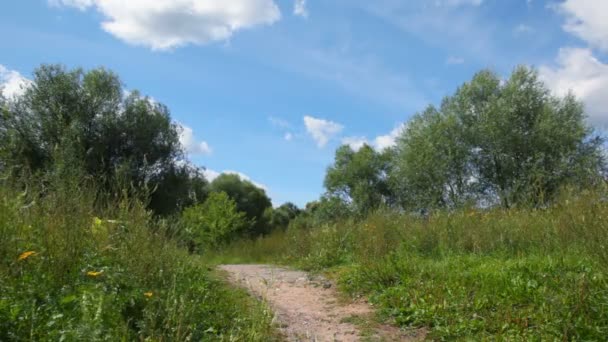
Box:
<box><xmin>0</xmin><ymin>175</ymin><xmax>278</xmax><ymax>341</ymax></box>
<box><xmin>215</xmin><ymin>190</ymin><xmax>608</xmax><ymax>340</ymax></box>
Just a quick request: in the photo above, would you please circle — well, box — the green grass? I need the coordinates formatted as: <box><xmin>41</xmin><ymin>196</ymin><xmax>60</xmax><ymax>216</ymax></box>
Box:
<box><xmin>0</xmin><ymin>178</ymin><xmax>278</xmax><ymax>341</ymax></box>
<box><xmin>215</xmin><ymin>191</ymin><xmax>608</xmax><ymax>340</ymax></box>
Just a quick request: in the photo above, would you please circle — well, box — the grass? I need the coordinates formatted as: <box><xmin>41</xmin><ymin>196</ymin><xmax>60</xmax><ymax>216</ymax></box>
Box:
<box><xmin>214</xmin><ymin>190</ymin><xmax>608</xmax><ymax>340</ymax></box>
<box><xmin>0</xmin><ymin>176</ymin><xmax>278</xmax><ymax>341</ymax></box>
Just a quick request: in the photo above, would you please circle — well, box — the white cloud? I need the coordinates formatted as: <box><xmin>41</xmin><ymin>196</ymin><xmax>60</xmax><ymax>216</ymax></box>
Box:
<box><xmin>539</xmin><ymin>47</ymin><xmax>608</xmax><ymax>128</ymax></box>
<box><xmin>50</xmin><ymin>0</ymin><xmax>281</xmax><ymax>50</ymax></box>
<box><xmin>294</xmin><ymin>0</ymin><xmax>308</xmax><ymax>18</ymax></box>
<box><xmin>342</xmin><ymin>136</ymin><xmax>369</xmax><ymax>151</ymax></box>
<box><xmin>446</xmin><ymin>56</ymin><xmax>465</xmax><ymax>65</ymax></box>
<box><xmin>178</xmin><ymin>123</ymin><xmax>212</xmax><ymax>155</ymax></box>
<box><xmin>303</xmin><ymin>115</ymin><xmax>344</xmax><ymax>148</ymax></box>
<box><xmin>284</xmin><ymin>132</ymin><xmax>293</xmax><ymax>141</ymax></box>
<box><xmin>374</xmin><ymin>123</ymin><xmax>406</xmax><ymax>150</ymax></box>
<box><xmin>203</xmin><ymin>168</ymin><xmax>268</xmax><ymax>191</ymax></box>
<box><xmin>557</xmin><ymin>0</ymin><xmax>608</xmax><ymax>53</ymax></box>
<box><xmin>340</xmin><ymin>124</ymin><xmax>406</xmax><ymax>152</ymax></box>
<box><xmin>0</xmin><ymin>65</ymin><xmax>31</xmax><ymax>99</ymax></box>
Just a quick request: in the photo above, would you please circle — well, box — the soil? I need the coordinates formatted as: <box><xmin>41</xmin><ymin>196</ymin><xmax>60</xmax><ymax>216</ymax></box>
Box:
<box><xmin>218</xmin><ymin>264</ymin><xmax>425</xmax><ymax>342</ymax></box>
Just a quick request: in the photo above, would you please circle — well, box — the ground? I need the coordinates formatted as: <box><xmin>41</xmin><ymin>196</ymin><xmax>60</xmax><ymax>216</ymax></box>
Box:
<box><xmin>219</xmin><ymin>264</ymin><xmax>425</xmax><ymax>342</ymax></box>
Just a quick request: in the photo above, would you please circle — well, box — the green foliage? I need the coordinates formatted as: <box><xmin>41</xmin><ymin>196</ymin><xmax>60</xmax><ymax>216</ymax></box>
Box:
<box><xmin>268</xmin><ymin>202</ymin><xmax>301</xmax><ymax>231</ymax></box>
<box><xmin>392</xmin><ymin>66</ymin><xmax>604</xmax><ymax>210</ymax></box>
<box><xmin>182</xmin><ymin>192</ymin><xmax>249</xmax><ymax>252</ymax></box>
<box><xmin>0</xmin><ymin>64</ymin><xmax>206</xmax><ymax>216</ymax></box>
<box><xmin>0</xmin><ymin>176</ymin><xmax>275</xmax><ymax>341</ymax></box>
<box><xmin>325</xmin><ymin>144</ymin><xmax>393</xmax><ymax>215</ymax></box>
<box><xmin>210</xmin><ymin>174</ymin><xmax>272</xmax><ymax>237</ymax></box>
<box><xmin>216</xmin><ymin>190</ymin><xmax>608</xmax><ymax>339</ymax></box>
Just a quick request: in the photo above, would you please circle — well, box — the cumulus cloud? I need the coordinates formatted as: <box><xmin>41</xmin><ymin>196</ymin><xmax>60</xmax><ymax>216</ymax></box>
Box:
<box><xmin>557</xmin><ymin>0</ymin><xmax>608</xmax><ymax>53</ymax></box>
<box><xmin>303</xmin><ymin>115</ymin><xmax>344</xmax><ymax>148</ymax></box>
<box><xmin>178</xmin><ymin>123</ymin><xmax>212</xmax><ymax>155</ymax></box>
<box><xmin>50</xmin><ymin>0</ymin><xmax>281</xmax><ymax>50</ymax></box>
<box><xmin>294</xmin><ymin>0</ymin><xmax>308</xmax><ymax>18</ymax></box>
<box><xmin>341</xmin><ymin>124</ymin><xmax>406</xmax><ymax>152</ymax></box>
<box><xmin>539</xmin><ymin>47</ymin><xmax>608</xmax><ymax>128</ymax></box>
<box><xmin>374</xmin><ymin>123</ymin><xmax>406</xmax><ymax>150</ymax></box>
<box><xmin>203</xmin><ymin>168</ymin><xmax>268</xmax><ymax>191</ymax></box>
<box><xmin>0</xmin><ymin>65</ymin><xmax>31</xmax><ymax>99</ymax></box>
<box><xmin>342</xmin><ymin>136</ymin><xmax>369</xmax><ymax>151</ymax></box>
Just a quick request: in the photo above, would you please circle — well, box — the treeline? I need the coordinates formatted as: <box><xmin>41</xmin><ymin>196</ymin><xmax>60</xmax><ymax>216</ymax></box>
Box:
<box><xmin>315</xmin><ymin>66</ymin><xmax>605</xmax><ymax>220</ymax></box>
<box><xmin>0</xmin><ymin>64</ymin><xmax>298</xmax><ymax>251</ymax></box>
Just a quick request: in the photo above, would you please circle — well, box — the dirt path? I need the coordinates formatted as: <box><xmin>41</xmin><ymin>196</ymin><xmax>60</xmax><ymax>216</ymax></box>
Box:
<box><xmin>219</xmin><ymin>264</ymin><xmax>424</xmax><ymax>341</ymax></box>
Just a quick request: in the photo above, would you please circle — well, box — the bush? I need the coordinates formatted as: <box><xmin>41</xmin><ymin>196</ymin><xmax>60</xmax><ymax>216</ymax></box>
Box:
<box><xmin>181</xmin><ymin>191</ymin><xmax>249</xmax><ymax>252</ymax></box>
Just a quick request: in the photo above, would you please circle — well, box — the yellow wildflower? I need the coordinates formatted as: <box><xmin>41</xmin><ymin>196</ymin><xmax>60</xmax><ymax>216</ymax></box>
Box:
<box><xmin>18</xmin><ymin>251</ymin><xmax>36</xmax><ymax>261</ymax></box>
<box><xmin>144</xmin><ymin>292</ymin><xmax>153</xmax><ymax>298</ymax></box>
<box><xmin>86</xmin><ymin>270</ymin><xmax>103</xmax><ymax>277</ymax></box>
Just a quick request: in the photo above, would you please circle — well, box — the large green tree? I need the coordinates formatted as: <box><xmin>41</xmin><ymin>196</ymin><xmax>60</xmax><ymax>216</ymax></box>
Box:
<box><xmin>0</xmin><ymin>64</ymin><xmax>206</xmax><ymax>215</ymax></box>
<box><xmin>210</xmin><ymin>174</ymin><xmax>272</xmax><ymax>237</ymax></box>
<box><xmin>391</xmin><ymin>66</ymin><xmax>604</xmax><ymax>210</ymax></box>
<box><xmin>324</xmin><ymin>144</ymin><xmax>393</xmax><ymax>214</ymax></box>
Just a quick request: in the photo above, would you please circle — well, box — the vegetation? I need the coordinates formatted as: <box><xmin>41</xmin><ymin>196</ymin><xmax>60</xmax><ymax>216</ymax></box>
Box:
<box><xmin>0</xmin><ymin>64</ymin><xmax>280</xmax><ymax>340</ymax></box>
<box><xmin>182</xmin><ymin>191</ymin><xmax>249</xmax><ymax>252</ymax></box>
<box><xmin>3</xmin><ymin>61</ymin><xmax>607</xmax><ymax>340</ymax></box>
<box><xmin>215</xmin><ymin>67</ymin><xmax>608</xmax><ymax>339</ymax></box>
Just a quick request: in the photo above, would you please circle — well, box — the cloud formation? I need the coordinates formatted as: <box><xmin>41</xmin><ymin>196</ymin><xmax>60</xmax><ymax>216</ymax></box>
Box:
<box><xmin>557</xmin><ymin>0</ymin><xmax>608</xmax><ymax>53</ymax></box>
<box><xmin>294</xmin><ymin>0</ymin><xmax>308</xmax><ymax>18</ymax></box>
<box><xmin>539</xmin><ymin>48</ymin><xmax>608</xmax><ymax>128</ymax></box>
<box><xmin>341</xmin><ymin>123</ymin><xmax>406</xmax><ymax>152</ymax></box>
<box><xmin>0</xmin><ymin>65</ymin><xmax>31</xmax><ymax>98</ymax></box>
<box><xmin>304</xmin><ymin>115</ymin><xmax>343</xmax><ymax>148</ymax></box>
<box><xmin>178</xmin><ymin>123</ymin><xmax>212</xmax><ymax>155</ymax></box>
<box><xmin>50</xmin><ymin>0</ymin><xmax>281</xmax><ymax>50</ymax></box>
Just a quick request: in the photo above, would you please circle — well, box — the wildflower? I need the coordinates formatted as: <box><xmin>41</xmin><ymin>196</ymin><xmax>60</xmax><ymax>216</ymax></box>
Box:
<box><xmin>86</xmin><ymin>270</ymin><xmax>103</xmax><ymax>277</ymax></box>
<box><xmin>18</xmin><ymin>251</ymin><xmax>36</xmax><ymax>261</ymax></box>
<box><xmin>144</xmin><ymin>292</ymin><xmax>153</xmax><ymax>298</ymax></box>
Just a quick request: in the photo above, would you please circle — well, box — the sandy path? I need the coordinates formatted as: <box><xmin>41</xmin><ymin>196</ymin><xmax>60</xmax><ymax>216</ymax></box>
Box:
<box><xmin>218</xmin><ymin>264</ymin><xmax>423</xmax><ymax>342</ymax></box>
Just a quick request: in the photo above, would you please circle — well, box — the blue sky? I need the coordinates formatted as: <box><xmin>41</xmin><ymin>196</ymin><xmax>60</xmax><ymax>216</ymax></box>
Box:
<box><xmin>1</xmin><ymin>0</ymin><xmax>607</xmax><ymax>207</ymax></box>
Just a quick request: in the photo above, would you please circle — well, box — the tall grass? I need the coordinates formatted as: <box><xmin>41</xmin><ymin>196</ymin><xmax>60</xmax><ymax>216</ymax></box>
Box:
<box><xmin>216</xmin><ymin>190</ymin><xmax>608</xmax><ymax>339</ymax></box>
<box><xmin>0</xmin><ymin>175</ymin><xmax>277</xmax><ymax>341</ymax></box>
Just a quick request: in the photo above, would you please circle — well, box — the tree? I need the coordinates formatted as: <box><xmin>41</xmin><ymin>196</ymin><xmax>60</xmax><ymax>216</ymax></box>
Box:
<box><xmin>181</xmin><ymin>191</ymin><xmax>248</xmax><ymax>252</ymax></box>
<box><xmin>391</xmin><ymin>66</ymin><xmax>604</xmax><ymax>210</ymax></box>
<box><xmin>324</xmin><ymin>144</ymin><xmax>393</xmax><ymax>215</ymax></box>
<box><xmin>268</xmin><ymin>202</ymin><xmax>301</xmax><ymax>231</ymax></box>
<box><xmin>209</xmin><ymin>174</ymin><xmax>272</xmax><ymax>237</ymax></box>
<box><xmin>0</xmin><ymin>64</ymin><xmax>200</xmax><ymax>215</ymax></box>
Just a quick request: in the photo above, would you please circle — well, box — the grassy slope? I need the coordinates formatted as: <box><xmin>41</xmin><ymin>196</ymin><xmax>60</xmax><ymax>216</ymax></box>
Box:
<box><xmin>215</xmin><ymin>192</ymin><xmax>608</xmax><ymax>340</ymax></box>
<box><xmin>0</xmin><ymin>180</ymin><xmax>278</xmax><ymax>341</ymax></box>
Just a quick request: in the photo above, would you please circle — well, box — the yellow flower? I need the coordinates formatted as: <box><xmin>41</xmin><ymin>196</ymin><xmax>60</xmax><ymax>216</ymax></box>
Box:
<box><xmin>18</xmin><ymin>251</ymin><xmax>36</xmax><ymax>261</ymax></box>
<box><xmin>144</xmin><ymin>292</ymin><xmax>153</xmax><ymax>298</ymax></box>
<box><xmin>86</xmin><ymin>270</ymin><xmax>103</xmax><ymax>277</ymax></box>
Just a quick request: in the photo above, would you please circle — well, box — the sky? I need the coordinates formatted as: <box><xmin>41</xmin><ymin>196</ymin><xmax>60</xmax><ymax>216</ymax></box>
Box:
<box><xmin>1</xmin><ymin>0</ymin><xmax>607</xmax><ymax>207</ymax></box>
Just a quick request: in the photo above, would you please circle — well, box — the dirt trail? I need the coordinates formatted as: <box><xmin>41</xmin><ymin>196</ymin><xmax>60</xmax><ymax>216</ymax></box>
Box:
<box><xmin>219</xmin><ymin>264</ymin><xmax>424</xmax><ymax>342</ymax></box>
